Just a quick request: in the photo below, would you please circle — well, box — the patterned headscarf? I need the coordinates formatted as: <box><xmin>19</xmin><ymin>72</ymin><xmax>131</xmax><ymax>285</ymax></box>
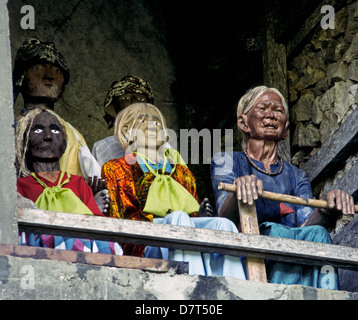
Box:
<box><xmin>103</xmin><ymin>75</ymin><xmax>154</xmax><ymax>121</ymax></box>
<box><xmin>13</xmin><ymin>38</ymin><xmax>70</xmax><ymax>90</ymax></box>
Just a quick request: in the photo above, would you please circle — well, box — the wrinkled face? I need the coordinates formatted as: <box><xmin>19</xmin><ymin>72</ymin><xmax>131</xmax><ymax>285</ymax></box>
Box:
<box><xmin>127</xmin><ymin>107</ymin><xmax>164</xmax><ymax>150</ymax></box>
<box><xmin>22</xmin><ymin>63</ymin><xmax>65</xmax><ymax>102</ymax></box>
<box><xmin>28</xmin><ymin>112</ymin><xmax>66</xmax><ymax>160</ymax></box>
<box><xmin>239</xmin><ymin>91</ymin><xmax>289</xmax><ymax>142</ymax></box>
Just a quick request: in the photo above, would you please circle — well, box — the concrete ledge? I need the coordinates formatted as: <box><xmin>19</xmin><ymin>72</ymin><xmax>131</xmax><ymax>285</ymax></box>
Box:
<box><xmin>0</xmin><ymin>253</ymin><xmax>357</xmax><ymax>300</ymax></box>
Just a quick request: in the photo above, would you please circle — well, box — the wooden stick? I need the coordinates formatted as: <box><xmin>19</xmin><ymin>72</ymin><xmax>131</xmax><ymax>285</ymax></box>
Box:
<box><xmin>237</xmin><ymin>200</ymin><xmax>267</xmax><ymax>282</ymax></box>
<box><xmin>218</xmin><ymin>182</ymin><xmax>358</xmax><ymax>213</ymax></box>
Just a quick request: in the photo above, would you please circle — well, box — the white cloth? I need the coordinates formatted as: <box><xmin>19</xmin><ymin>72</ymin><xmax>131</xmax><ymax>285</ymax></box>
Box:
<box><xmin>92</xmin><ymin>135</ymin><xmax>173</xmax><ymax>166</ymax></box>
<box><xmin>92</xmin><ymin>135</ymin><xmax>126</xmax><ymax>167</ymax></box>
<box><xmin>144</xmin><ymin>211</ymin><xmax>246</xmax><ymax>279</ymax></box>
<box><xmin>67</xmin><ymin>123</ymin><xmax>102</xmax><ymax>179</ymax></box>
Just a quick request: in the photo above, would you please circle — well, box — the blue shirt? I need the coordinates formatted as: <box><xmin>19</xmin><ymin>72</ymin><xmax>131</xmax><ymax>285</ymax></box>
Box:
<box><xmin>210</xmin><ymin>151</ymin><xmax>314</xmax><ymax>227</ymax></box>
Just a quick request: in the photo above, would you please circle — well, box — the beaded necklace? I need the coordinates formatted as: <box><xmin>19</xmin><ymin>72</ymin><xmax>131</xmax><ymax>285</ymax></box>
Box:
<box><xmin>243</xmin><ymin>149</ymin><xmax>284</xmax><ymax>176</ymax></box>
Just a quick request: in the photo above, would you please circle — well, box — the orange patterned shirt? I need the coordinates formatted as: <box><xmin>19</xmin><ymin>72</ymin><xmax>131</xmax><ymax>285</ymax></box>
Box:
<box><xmin>102</xmin><ymin>153</ymin><xmax>200</xmax><ymax>256</ymax></box>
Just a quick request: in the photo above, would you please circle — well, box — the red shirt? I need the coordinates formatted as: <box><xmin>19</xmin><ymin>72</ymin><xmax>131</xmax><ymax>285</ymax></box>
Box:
<box><xmin>17</xmin><ymin>171</ymin><xmax>103</xmax><ymax>216</ymax></box>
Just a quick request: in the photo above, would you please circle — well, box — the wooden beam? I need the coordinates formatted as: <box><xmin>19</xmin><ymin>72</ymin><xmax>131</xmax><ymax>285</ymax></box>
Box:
<box><xmin>0</xmin><ymin>244</ymin><xmax>188</xmax><ymax>274</ymax></box>
<box><xmin>262</xmin><ymin>0</ymin><xmax>291</xmax><ymax>162</ymax></box>
<box><xmin>238</xmin><ymin>201</ymin><xmax>267</xmax><ymax>282</ymax></box>
<box><xmin>302</xmin><ymin>108</ymin><xmax>358</xmax><ymax>185</ymax></box>
<box><xmin>17</xmin><ymin>207</ymin><xmax>358</xmax><ymax>271</ymax></box>
<box><xmin>328</xmin><ymin>163</ymin><xmax>358</xmax><ymax>199</ymax></box>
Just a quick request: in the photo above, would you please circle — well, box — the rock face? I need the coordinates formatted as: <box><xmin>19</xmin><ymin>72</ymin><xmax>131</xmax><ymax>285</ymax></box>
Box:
<box><xmin>1</xmin><ymin>253</ymin><xmax>358</xmax><ymax>300</ymax></box>
<box><xmin>288</xmin><ymin>4</ymin><xmax>358</xmax><ymax>163</ymax></box>
<box><xmin>9</xmin><ymin>0</ymin><xmax>177</xmax><ymax>149</ymax></box>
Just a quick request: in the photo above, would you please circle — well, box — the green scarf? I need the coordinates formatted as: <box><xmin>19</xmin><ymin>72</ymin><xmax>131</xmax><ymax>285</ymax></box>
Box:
<box><xmin>136</xmin><ymin>152</ymin><xmax>200</xmax><ymax>217</ymax></box>
<box><xmin>31</xmin><ymin>171</ymin><xmax>93</xmax><ymax>215</ymax></box>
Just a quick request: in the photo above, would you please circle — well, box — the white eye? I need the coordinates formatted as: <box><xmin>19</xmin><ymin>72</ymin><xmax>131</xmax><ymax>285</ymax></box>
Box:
<box><xmin>155</xmin><ymin>121</ymin><xmax>161</xmax><ymax>126</ymax></box>
<box><xmin>34</xmin><ymin>128</ymin><xmax>43</xmax><ymax>133</ymax></box>
<box><xmin>51</xmin><ymin>129</ymin><xmax>60</xmax><ymax>134</ymax></box>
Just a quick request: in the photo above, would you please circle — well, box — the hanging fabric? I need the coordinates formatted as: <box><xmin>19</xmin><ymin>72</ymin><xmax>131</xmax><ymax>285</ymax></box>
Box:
<box><xmin>135</xmin><ymin>152</ymin><xmax>200</xmax><ymax>217</ymax></box>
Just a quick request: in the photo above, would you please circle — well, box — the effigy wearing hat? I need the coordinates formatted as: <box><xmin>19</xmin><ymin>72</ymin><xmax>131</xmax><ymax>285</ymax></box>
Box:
<box><xmin>103</xmin><ymin>75</ymin><xmax>154</xmax><ymax>120</ymax></box>
<box><xmin>13</xmin><ymin>38</ymin><xmax>70</xmax><ymax>89</ymax></box>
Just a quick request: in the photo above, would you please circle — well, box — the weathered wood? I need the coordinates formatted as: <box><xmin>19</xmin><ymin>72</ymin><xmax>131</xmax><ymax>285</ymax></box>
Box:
<box><xmin>17</xmin><ymin>207</ymin><xmax>358</xmax><ymax>271</ymax></box>
<box><xmin>302</xmin><ymin>108</ymin><xmax>358</xmax><ymax>185</ymax></box>
<box><xmin>238</xmin><ymin>202</ymin><xmax>260</xmax><ymax>235</ymax></box>
<box><xmin>218</xmin><ymin>182</ymin><xmax>358</xmax><ymax>213</ymax></box>
<box><xmin>262</xmin><ymin>0</ymin><xmax>291</xmax><ymax>162</ymax></box>
<box><xmin>0</xmin><ymin>244</ymin><xmax>188</xmax><ymax>274</ymax></box>
<box><xmin>238</xmin><ymin>201</ymin><xmax>267</xmax><ymax>282</ymax></box>
<box><xmin>332</xmin><ymin>216</ymin><xmax>358</xmax><ymax>291</ymax></box>
<box><xmin>327</xmin><ymin>163</ymin><xmax>358</xmax><ymax>199</ymax></box>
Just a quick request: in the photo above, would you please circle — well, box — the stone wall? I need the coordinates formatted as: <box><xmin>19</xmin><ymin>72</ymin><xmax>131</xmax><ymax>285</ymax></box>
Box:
<box><xmin>287</xmin><ymin>1</ymin><xmax>358</xmax><ymax>198</ymax></box>
<box><xmin>0</xmin><ymin>0</ymin><xmax>18</xmax><ymax>245</ymax></box>
<box><xmin>289</xmin><ymin>2</ymin><xmax>357</xmax><ymax>163</ymax></box>
<box><xmin>1</xmin><ymin>253</ymin><xmax>357</xmax><ymax>300</ymax></box>
<box><xmin>8</xmin><ymin>0</ymin><xmax>177</xmax><ymax>149</ymax></box>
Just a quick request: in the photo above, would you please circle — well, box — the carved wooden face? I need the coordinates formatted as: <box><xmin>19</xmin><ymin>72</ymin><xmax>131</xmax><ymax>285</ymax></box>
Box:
<box><xmin>28</xmin><ymin>112</ymin><xmax>66</xmax><ymax>161</ymax></box>
<box><xmin>113</xmin><ymin>93</ymin><xmax>149</xmax><ymax>114</ymax></box>
<box><xmin>22</xmin><ymin>63</ymin><xmax>65</xmax><ymax>102</ymax></box>
<box><xmin>238</xmin><ymin>91</ymin><xmax>289</xmax><ymax>142</ymax></box>
<box><xmin>123</xmin><ymin>106</ymin><xmax>165</xmax><ymax>151</ymax></box>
